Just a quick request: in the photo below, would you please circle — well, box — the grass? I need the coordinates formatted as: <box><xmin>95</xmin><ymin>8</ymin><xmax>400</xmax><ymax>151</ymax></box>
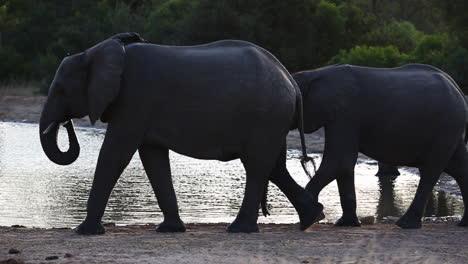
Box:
<box><xmin>0</xmin><ymin>81</ymin><xmax>42</xmax><ymax>96</ymax></box>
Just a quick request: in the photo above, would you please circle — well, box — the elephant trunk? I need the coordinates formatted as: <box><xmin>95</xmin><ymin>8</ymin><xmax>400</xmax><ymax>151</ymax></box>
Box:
<box><xmin>39</xmin><ymin>106</ymin><xmax>80</xmax><ymax>165</ymax></box>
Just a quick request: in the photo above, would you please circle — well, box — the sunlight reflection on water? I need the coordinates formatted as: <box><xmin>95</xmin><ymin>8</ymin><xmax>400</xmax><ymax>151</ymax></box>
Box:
<box><xmin>0</xmin><ymin>122</ymin><xmax>463</xmax><ymax>228</ymax></box>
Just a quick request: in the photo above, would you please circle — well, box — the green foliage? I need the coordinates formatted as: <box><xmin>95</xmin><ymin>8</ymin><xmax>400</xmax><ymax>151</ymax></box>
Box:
<box><xmin>329</xmin><ymin>45</ymin><xmax>406</xmax><ymax>67</ymax></box>
<box><xmin>0</xmin><ymin>0</ymin><xmax>147</xmax><ymax>93</ymax></box>
<box><xmin>438</xmin><ymin>0</ymin><xmax>468</xmax><ymax>48</ymax></box>
<box><xmin>363</xmin><ymin>21</ymin><xmax>423</xmax><ymax>53</ymax></box>
<box><xmin>208</xmin><ymin>0</ymin><xmax>342</xmax><ymax>70</ymax></box>
<box><xmin>310</xmin><ymin>1</ymin><xmax>346</xmax><ymax>65</ymax></box>
<box><xmin>0</xmin><ymin>0</ymin><xmax>466</xmax><ymax>93</ymax></box>
<box><xmin>145</xmin><ymin>0</ymin><xmax>344</xmax><ymax>71</ymax></box>
<box><xmin>444</xmin><ymin>48</ymin><xmax>468</xmax><ymax>92</ymax></box>
<box><xmin>0</xmin><ymin>46</ymin><xmax>23</xmax><ymax>80</ymax></box>
<box><xmin>146</xmin><ymin>0</ymin><xmax>198</xmax><ymax>44</ymax></box>
<box><xmin>337</xmin><ymin>1</ymin><xmax>375</xmax><ymax>49</ymax></box>
<box><xmin>35</xmin><ymin>53</ymin><xmax>61</xmax><ymax>93</ymax></box>
<box><xmin>405</xmin><ymin>34</ymin><xmax>452</xmax><ymax>68</ymax></box>
<box><xmin>331</xmin><ymin>33</ymin><xmax>468</xmax><ymax>92</ymax></box>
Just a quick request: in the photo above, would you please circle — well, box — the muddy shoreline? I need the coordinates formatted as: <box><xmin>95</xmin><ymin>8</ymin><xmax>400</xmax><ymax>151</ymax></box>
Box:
<box><xmin>1</xmin><ymin>223</ymin><xmax>467</xmax><ymax>264</ymax></box>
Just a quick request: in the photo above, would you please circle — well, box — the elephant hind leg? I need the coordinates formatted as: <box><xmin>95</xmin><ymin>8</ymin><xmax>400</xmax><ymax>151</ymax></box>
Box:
<box><xmin>226</xmin><ymin>134</ymin><xmax>284</xmax><ymax>233</ymax></box>
<box><xmin>139</xmin><ymin>145</ymin><xmax>185</xmax><ymax>232</ymax></box>
<box><xmin>396</xmin><ymin>167</ymin><xmax>442</xmax><ymax>229</ymax></box>
<box><xmin>443</xmin><ymin>140</ymin><xmax>468</xmax><ymax>227</ymax></box>
<box><xmin>270</xmin><ymin>143</ymin><xmax>324</xmax><ymax>231</ymax></box>
<box><xmin>396</xmin><ymin>141</ymin><xmax>459</xmax><ymax>229</ymax></box>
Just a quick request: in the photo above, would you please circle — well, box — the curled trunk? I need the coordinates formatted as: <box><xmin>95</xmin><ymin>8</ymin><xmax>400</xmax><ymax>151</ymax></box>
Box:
<box><xmin>39</xmin><ymin>117</ymin><xmax>80</xmax><ymax>165</ymax></box>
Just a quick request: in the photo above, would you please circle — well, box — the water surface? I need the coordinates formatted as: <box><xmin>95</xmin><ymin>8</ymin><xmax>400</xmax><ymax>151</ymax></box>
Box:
<box><xmin>0</xmin><ymin>122</ymin><xmax>463</xmax><ymax>228</ymax></box>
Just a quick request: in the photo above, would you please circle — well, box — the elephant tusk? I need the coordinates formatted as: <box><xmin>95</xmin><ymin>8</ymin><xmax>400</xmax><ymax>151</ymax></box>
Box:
<box><xmin>42</xmin><ymin>121</ymin><xmax>59</xmax><ymax>135</ymax></box>
<box><xmin>61</xmin><ymin>120</ymin><xmax>71</xmax><ymax>127</ymax></box>
<box><xmin>42</xmin><ymin>120</ymin><xmax>72</xmax><ymax>134</ymax></box>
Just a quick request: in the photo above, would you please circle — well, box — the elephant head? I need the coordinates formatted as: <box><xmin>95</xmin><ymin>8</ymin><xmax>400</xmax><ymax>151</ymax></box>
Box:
<box><xmin>40</xmin><ymin>34</ymin><xmax>131</xmax><ymax>165</ymax></box>
<box><xmin>293</xmin><ymin>65</ymin><xmax>357</xmax><ymax>133</ymax></box>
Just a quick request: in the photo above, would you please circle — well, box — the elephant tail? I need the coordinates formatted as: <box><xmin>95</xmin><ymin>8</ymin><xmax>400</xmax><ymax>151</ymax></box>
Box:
<box><xmin>296</xmin><ymin>91</ymin><xmax>316</xmax><ymax>179</ymax></box>
<box><xmin>261</xmin><ymin>182</ymin><xmax>270</xmax><ymax>217</ymax></box>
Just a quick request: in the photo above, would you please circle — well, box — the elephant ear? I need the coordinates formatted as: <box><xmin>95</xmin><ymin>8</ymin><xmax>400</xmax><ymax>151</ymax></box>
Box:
<box><xmin>85</xmin><ymin>39</ymin><xmax>125</xmax><ymax>125</ymax></box>
<box><xmin>297</xmin><ymin>65</ymin><xmax>357</xmax><ymax>131</ymax></box>
<box><xmin>323</xmin><ymin>66</ymin><xmax>357</xmax><ymax>123</ymax></box>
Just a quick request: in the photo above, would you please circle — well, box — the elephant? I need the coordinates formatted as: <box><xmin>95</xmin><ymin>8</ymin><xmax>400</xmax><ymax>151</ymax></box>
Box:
<box><xmin>376</xmin><ymin>162</ymin><xmax>400</xmax><ymax>176</ymax></box>
<box><xmin>39</xmin><ymin>32</ymin><xmax>321</xmax><ymax>235</ymax></box>
<box><xmin>292</xmin><ymin>64</ymin><xmax>468</xmax><ymax>229</ymax></box>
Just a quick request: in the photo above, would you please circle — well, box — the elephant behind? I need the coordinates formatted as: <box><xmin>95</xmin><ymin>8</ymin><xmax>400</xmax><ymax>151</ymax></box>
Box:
<box><xmin>293</xmin><ymin>64</ymin><xmax>468</xmax><ymax>229</ymax></box>
<box><xmin>39</xmin><ymin>33</ymin><xmax>321</xmax><ymax>234</ymax></box>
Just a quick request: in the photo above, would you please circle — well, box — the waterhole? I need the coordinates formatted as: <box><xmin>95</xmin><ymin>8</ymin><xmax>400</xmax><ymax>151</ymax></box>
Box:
<box><xmin>0</xmin><ymin>122</ymin><xmax>463</xmax><ymax>228</ymax></box>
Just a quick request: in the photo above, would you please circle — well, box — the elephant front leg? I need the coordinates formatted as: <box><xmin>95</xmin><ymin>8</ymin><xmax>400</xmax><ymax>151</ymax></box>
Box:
<box><xmin>335</xmin><ymin>171</ymin><xmax>361</xmax><ymax>227</ymax></box>
<box><xmin>75</xmin><ymin>128</ymin><xmax>141</xmax><ymax>235</ymax></box>
<box><xmin>139</xmin><ymin>145</ymin><xmax>185</xmax><ymax>232</ymax></box>
<box><xmin>442</xmin><ymin>140</ymin><xmax>468</xmax><ymax>227</ymax></box>
<box><xmin>305</xmin><ymin>122</ymin><xmax>359</xmax><ymax>226</ymax></box>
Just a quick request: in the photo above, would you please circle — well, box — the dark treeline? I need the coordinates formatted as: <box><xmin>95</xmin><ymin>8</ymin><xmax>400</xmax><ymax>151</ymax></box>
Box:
<box><xmin>0</xmin><ymin>0</ymin><xmax>467</xmax><ymax>93</ymax></box>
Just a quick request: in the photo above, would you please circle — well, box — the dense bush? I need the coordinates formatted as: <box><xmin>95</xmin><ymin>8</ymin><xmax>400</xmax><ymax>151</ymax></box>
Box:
<box><xmin>0</xmin><ymin>46</ymin><xmax>23</xmax><ymax>80</ymax></box>
<box><xmin>145</xmin><ymin>0</ymin><xmax>346</xmax><ymax>71</ymax></box>
<box><xmin>145</xmin><ymin>0</ymin><xmax>198</xmax><ymax>44</ymax></box>
<box><xmin>444</xmin><ymin>48</ymin><xmax>468</xmax><ymax>91</ymax></box>
<box><xmin>329</xmin><ymin>45</ymin><xmax>406</xmax><ymax>68</ymax></box>
<box><xmin>0</xmin><ymin>0</ymin><xmax>467</xmax><ymax>93</ymax></box>
<box><xmin>363</xmin><ymin>21</ymin><xmax>423</xmax><ymax>53</ymax></box>
<box><xmin>329</xmin><ymin>33</ymin><xmax>468</xmax><ymax>93</ymax></box>
<box><xmin>405</xmin><ymin>34</ymin><xmax>452</xmax><ymax>67</ymax></box>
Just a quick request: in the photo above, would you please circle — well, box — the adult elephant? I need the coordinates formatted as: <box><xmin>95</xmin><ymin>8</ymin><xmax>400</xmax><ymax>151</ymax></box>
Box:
<box><xmin>292</xmin><ymin>64</ymin><xmax>468</xmax><ymax>229</ymax></box>
<box><xmin>39</xmin><ymin>33</ymin><xmax>321</xmax><ymax>235</ymax></box>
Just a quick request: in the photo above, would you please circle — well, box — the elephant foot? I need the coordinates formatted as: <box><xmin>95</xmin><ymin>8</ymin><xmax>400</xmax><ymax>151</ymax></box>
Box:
<box><xmin>316</xmin><ymin>211</ymin><xmax>326</xmax><ymax>223</ymax></box>
<box><xmin>226</xmin><ymin>220</ymin><xmax>259</xmax><ymax>233</ymax></box>
<box><xmin>299</xmin><ymin>202</ymin><xmax>324</xmax><ymax>231</ymax></box>
<box><xmin>457</xmin><ymin>217</ymin><xmax>467</xmax><ymax>227</ymax></box>
<box><xmin>335</xmin><ymin>215</ymin><xmax>361</xmax><ymax>227</ymax></box>
<box><xmin>75</xmin><ymin>221</ymin><xmax>105</xmax><ymax>235</ymax></box>
<box><xmin>395</xmin><ymin>213</ymin><xmax>422</xmax><ymax>229</ymax></box>
<box><xmin>156</xmin><ymin>219</ymin><xmax>186</xmax><ymax>232</ymax></box>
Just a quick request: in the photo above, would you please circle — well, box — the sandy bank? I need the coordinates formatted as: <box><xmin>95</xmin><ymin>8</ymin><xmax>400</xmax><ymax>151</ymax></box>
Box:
<box><xmin>1</xmin><ymin>223</ymin><xmax>467</xmax><ymax>264</ymax></box>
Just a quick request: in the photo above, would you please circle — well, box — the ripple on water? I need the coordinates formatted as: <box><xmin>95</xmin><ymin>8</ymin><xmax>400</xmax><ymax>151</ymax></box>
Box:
<box><xmin>0</xmin><ymin>121</ymin><xmax>464</xmax><ymax>228</ymax></box>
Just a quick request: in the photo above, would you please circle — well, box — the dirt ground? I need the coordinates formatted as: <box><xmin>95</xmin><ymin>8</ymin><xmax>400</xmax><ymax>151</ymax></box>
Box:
<box><xmin>0</xmin><ymin>95</ymin><xmax>46</xmax><ymax>124</ymax></box>
<box><xmin>2</xmin><ymin>95</ymin><xmax>468</xmax><ymax>263</ymax></box>
<box><xmin>1</xmin><ymin>223</ymin><xmax>467</xmax><ymax>264</ymax></box>
<box><xmin>0</xmin><ymin>95</ymin><xmax>105</xmax><ymax>129</ymax></box>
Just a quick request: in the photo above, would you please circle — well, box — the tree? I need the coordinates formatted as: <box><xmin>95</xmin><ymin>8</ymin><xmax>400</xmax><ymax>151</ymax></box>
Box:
<box><xmin>363</xmin><ymin>21</ymin><xmax>423</xmax><ymax>53</ymax></box>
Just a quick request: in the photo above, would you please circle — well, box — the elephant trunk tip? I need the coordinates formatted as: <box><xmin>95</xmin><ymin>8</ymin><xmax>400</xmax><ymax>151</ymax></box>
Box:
<box><xmin>39</xmin><ymin>119</ymin><xmax>80</xmax><ymax>166</ymax></box>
